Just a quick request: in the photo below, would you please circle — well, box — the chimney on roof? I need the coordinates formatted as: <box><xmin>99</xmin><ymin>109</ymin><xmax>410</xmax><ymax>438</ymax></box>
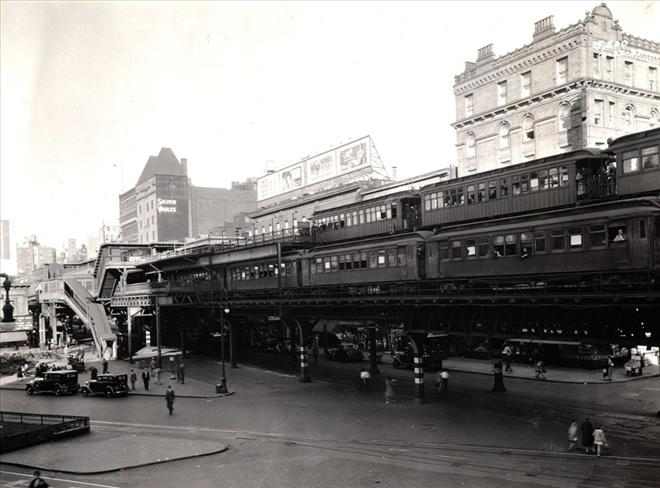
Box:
<box><xmin>476</xmin><ymin>44</ymin><xmax>495</xmax><ymax>65</ymax></box>
<box><xmin>533</xmin><ymin>15</ymin><xmax>555</xmax><ymax>41</ymax></box>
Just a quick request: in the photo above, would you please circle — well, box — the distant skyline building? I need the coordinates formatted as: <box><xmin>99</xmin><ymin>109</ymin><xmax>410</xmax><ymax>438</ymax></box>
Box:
<box><xmin>453</xmin><ymin>3</ymin><xmax>660</xmax><ymax>176</ymax></box>
<box><xmin>0</xmin><ymin>220</ymin><xmax>9</xmax><ymax>260</ymax></box>
<box><xmin>16</xmin><ymin>236</ymin><xmax>57</xmax><ymax>275</ymax></box>
<box><xmin>119</xmin><ymin>148</ymin><xmax>257</xmax><ymax>244</ymax></box>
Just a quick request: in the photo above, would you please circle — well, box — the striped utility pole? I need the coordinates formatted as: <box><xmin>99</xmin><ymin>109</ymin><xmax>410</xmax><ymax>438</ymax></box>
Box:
<box><xmin>413</xmin><ymin>355</ymin><xmax>424</xmax><ymax>403</ymax></box>
<box><xmin>299</xmin><ymin>345</ymin><xmax>311</xmax><ymax>383</ymax></box>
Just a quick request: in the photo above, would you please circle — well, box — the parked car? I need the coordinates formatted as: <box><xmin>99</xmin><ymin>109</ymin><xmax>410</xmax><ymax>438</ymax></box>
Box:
<box><xmin>67</xmin><ymin>355</ymin><xmax>85</xmax><ymax>372</ymax></box>
<box><xmin>392</xmin><ymin>348</ymin><xmax>445</xmax><ymax>371</ymax></box>
<box><xmin>26</xmin><ymin>370</ymin><xmax>79</xmax><ymax>396</ymax></box>
<box><xmin>327</xmin><ymin>343</ymin><xmax>364</xmax><ymax>362</ymax></box>
<box><xmin>80</xmin><ymin>373</ymin><xmax>129</xmax><ymax>398</ymax></box>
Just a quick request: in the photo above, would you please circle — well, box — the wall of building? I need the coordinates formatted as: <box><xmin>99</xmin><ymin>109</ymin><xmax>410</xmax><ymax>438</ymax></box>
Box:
<box><xmin>190</xmin><ymin>183</ymin><xmax>257</xmax><ymax>237</ymax></box>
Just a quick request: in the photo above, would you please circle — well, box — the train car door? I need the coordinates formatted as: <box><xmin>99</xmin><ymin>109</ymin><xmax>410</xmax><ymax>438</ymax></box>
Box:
<box><xmin>402</xmin><ymin>198</ymin><xmax>421</xmax><ymax>231</ymax></box>
<box><xmin>417</xmin><ymin>243</ymin><xmax>426</xmax><ymax>280</ymax></box>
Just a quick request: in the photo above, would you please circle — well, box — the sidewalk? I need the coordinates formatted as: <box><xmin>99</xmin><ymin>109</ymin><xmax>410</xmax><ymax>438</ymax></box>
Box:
<box><xmin>0</xmin><ymin>430</ymin><xmax>228</xmax><ymax>474</ymax></box>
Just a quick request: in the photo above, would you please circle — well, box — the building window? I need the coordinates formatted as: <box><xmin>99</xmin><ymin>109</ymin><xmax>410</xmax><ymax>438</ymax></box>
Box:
<box><xmin>650</xmin><ymin>67</ymin><xmax>658</xmax><ymax>92</ymax></box>
<box><xmin>498</xmin><ymin>122</ymin><xmax>511</xmax><ymax>150</ymax></box>
<box><xmin>465</xmin><ymin>132</ymin><xmax>476</xmax><ymax>159</ymax></box>
<box><xmin>556</xmin><ymin>57</ymin><xmax>568</xmax><ymax>85</ymax></box>
<box><xmin>651</xmin><ymin>109</ymin><xmax>660</xmax><ymax>128</ymax></box>
<box><xmin>608</xmin><ymin>101</ymin><xmax>616</xmax><ymax>127</ymax></box>
<box><xmin>593</xmin><ymin>52</ymin><xmax>601</xmax><ymax>77</ymax></box>
<box><xmin>593</xmin><ymin>99</ymin><xmax>604</xmax><ymax>126</ymax></box>
<box><xmin>465</xmin><ymin>94</ymin><xmax>474</xmax><ymax>117</ymax></box>
<box><xmin>520</xmin><ymin>71</ymin><xmax>531</xmax><ymax>98</ymax></box>
<box><xmin>559</xmin><ymin>102</ymin><xmax>571</xmax><ymax>147</ymax></box>
<box><xmin>624</xmin><ymin>61</ymin><xmax>634</xmax><ymax>86</ymax></box>
<box><xmin>623</xmin><ymin>104</ymin><xmax>635</xmax><ymax>128</ymax></box>
<box><xmin>642</xmin><ymin>146</ymin><xmax>659</xmax><ymax>169</ymax></box>
<box><xmin>497</xmin><ymin>81</ymin><xmax>508</xmax><ymax>106</ymax></box>
<box><xmin>605</xmin><ymin>56</ymin><xmax>614</xmax><ymax>81</ymax></box>
<box><xmin>623</xmin><ymin>151</ymin><xmax>640</xmax><ymax>173</ymax></box>
<box><xmin>522</xmin><ymin>115</ymin><xmax>535</xmax><ymax>156</ymax></box>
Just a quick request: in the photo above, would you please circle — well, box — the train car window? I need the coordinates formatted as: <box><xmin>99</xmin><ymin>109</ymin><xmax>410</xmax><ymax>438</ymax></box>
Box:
<box><xmin>478</xmin><ymin>239</ymin><xmax>490</xmax><ymax>257</ymax></box>
<box><xmin>642</xmin><ymin>146</ymin><xmax>660</xmax><ymax>169</ymax></box>
<box><xmin>391</xmin><ymin>203</ymin><xmax>398</xmax><ymax>218</ymax></box>
<box><xmin>520</xmin><ymin>174</ymin><xmax>530</xmax><ymax>194</ymax></box>
<box><xmin>478</xmin><ymin>183</ymin><xmax>487</xmax><ymax>202</ymax></box>
<box><xmin>551</xmin><ymin>230</ymin><xmax>565</xmax><ymax>250</ymax></box>
<box><xmin>560</xmin><ymin>166</ymin><xmax>569</xmax><ymax>186</ymax></box>
<box><xmin>467</xmin><ymin>185</ymin><xmax>476</xmax><ymax>204</ymax></box>
<box><xmin>369</xmin><ymin>253</ymin><xmax>378</xmax><ymax>268</ymax></box>
<box><xmin>451</xmin><ymin>241</ymin><xmax>462</xmax><ymax>259</ymax></box>
<box><xmin>437</xmin><ymin>192</ymin><xmax>444</xmax><ymax>209</ymax></box>
<box><xmin>388</xmin><ymin>249</ymin><xmax>397</xmax><ymax>267</ymax></box>
<box><xmin>569</xmin><ymin>229</ymin><xmax>583</xmax><ymax>248</ymax></box>
<box><xmin>353</xmin><ymin>211</ymin><xmax>358</xmax><ymax>226</ymax></box>
<box><xmin>377</xmin><ymin>251</ymin><xmax>387</xmax><ymax>268</ymax></box>
<box><xmin>346</xmin><ymin>254</ymin><xmax>354</xmax><ymax>270</ymax></box>
<box><xmin>331</xmin><ymin>256</ymin><xmax>338</xmax><ymax>271</ymax></box>
<box><xmin>623</xmin><ymin>151</ymin><xmax>640</xmax><ymax>173</ymax></box>
<box><xmin>365</xmin><ymin>210</ymin><xmax>371</xmax><ymax>224</ymax></box>
<box><xmin>512</xmin><ymin>176</ymin><xmax>521</xmax><ymax>196</ymax></box>
<box><xmin>505</xmin><ymin>234</ymin><xmax>517</xmax><ymax>255</ymax></box>
<box><xmin>360</xmin><ymin>252</ymin><xmax>368</xmax><ymax>268</ymax></box>
<box><xmin>358</xmin><ymin>210</ymin><xmax>364</xmax><ymax>224</ymax></box>
<box><xmin>339</xmin><ymin>255</ymin><xmax>346</xmax><ymax>270</ymax></box>
<box><xmin>520</xmin><ymin>233</ymin><xmax>533</xmax><ymax>257</ymax></box>
<box><xmin>500</xmin><ymin>178</ymin><xmax>509</xmax><ymax>198</ymax></box>
<box><xmin>444</xmin><ymin>192</ymin><xmax>452</xmax><ymax>207</ymax></box>
<box><xmin>424</xmin><ymin>194</ymin><xmax>431</xmax><ymax>211</ymax></box>
<box><xmin>381</xmin><ymin>206</ymin><xmax>388</xmax><ymax>220</ymax></box>
<box><xmin>639</xmin><ymin>220</ymin><xmax>647</xmax><ymax>239</ymax></box>
<box><xmin>323</xmin><ymin>257</ymin><xmax>331</xmax><ymax>272</ymax></box>
<box><xmin>589</xmin><ymin>225</ymin><xmax>607</xmax><ymax>247</ymax></box>
<box><xmin>488</xmin><ymin>181</ymin><xmax>497</xmax><ymax>200</ymax></box>
<box><xmin>457</xmin><ymin>188</ymin><xmax>465</xmax><ymax>206</ymax></box>
<box><xmin>346</xmin><ymin>213</ymin><xmax>352</xmax><ymax>227</ymax></box>
<box><xmin>397</xmin><ymin>247</ymin><xmax>407</xmax><ymax>266</ymax></box>
<box><xmin>465</xmin><ymin>240</ymin><xmax>477</xmax><ymax>257</ymax></box>
<box><xmin>387</xmin><ymin>205</ymin><xmax>392</xmax><ymax>219</ymax></box>
<box><xmin>609</xmin><ymin>226</ymin><xmax>626</xmax><ymax>242</ymax></box>
<box><xmin>549</xmin><ymin>168</ymin><xmax>560</xmax><ymax>188</ymax></box>
<box><xmin>530</xmin><ymin>173</ymin><xmax>539</xmax><ymax>192</ymax></box>
<box><xmin>493</xmin><ymin>236</ymin><xmax>505</xmax><ymax>257</ymax></box>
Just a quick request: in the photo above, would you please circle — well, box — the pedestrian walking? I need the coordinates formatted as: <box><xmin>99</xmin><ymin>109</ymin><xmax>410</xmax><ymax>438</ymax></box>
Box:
<box><xmin>502</xmin><ymin>343</ymin><xmax>513</xmax><ymax>373</ymax></box>
<box><xmin>177</xmin><ymin>361</ymin><xmax>185</xmax><ymax>384</ymax></box>
<box><xmin>607</xmin><ymin>356</ymin><xmax>614</xmax><ymax>380</ymax></box>
<box><xmin>29</xmin><ymin>470</ymin><xmax>49</xmax><ymax>488</ymax></box>
<box><xmin>581</xmin><ymin>418</ymin><xmax>594</xmax><ymax>454</ymax></box>
<box><xmin>165</xmin><ymin>385</ymin><xmax>175</xmax><ymax>415</ymax></box>
<box><xmin>312</xmin><ymin>341</ymin><xmax>320</xmax><ymax>365</ymax></box>
<box><xmin>535</xmin><ymin>360</ymin><xmax>546</xmax><ymax>380</ymax></box>
<box><xmin>491</xmin><ymin>360</ymin><xmax>506</xmax><ymax>392</ymax></box>
<box><xmin>439</xmin><ymin>370</ymin><xmax>449</xmax><ymax>395</ymax></box>
<box><xmin>102</xmin><ymin>357</ymin><xmax>109</xmax><ymax>374</ymax></box>
<box><xmin>593</xmin><ymin>426</ymin><xmax>608</xmax><ymax>457</ymax></box>
<box><xmin>142</xmin><ymin>369</ymin><xmax>150</xmax><ymax>391</ymax></box>
<box><xmin>129</xmin><ymin>369</ymin><xmax>137</xmax><ymax>391</ymax></box>
<box><xmin>384</xmin><ymin>376</ymin><xmax>396</xmax><ymax>404</ymax></box>
<box><xmin>567</xmin><ymin>420</ymin><xmax>578</xmax><ymax>451</ymax></box>
<box><xmin>359</xmin><ymin>368</ymin><xmax>371</xmax><ymax>391</ymax></box>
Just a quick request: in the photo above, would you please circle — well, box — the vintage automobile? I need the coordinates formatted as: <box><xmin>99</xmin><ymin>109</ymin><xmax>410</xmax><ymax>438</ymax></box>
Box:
<box><xmin>327</xmin><ymin>343</ymin><xmax>364</xmax><ymax>362</ymax></box>
<box><xmin>391</xmin><ymin>348</ymin><xmax>445</xmax><ymax>371</ymax></box>
<box><xmin>79</xmin><ymin>373</ymin><xmax>129</xmax><ymax>398</ymax></box>
<box><xmin>26</xmin><ymin>370</ymin><xmax>79</xmax><ymax>396</ymax></box>
<box><xmin>67</xmin><ymin>354</ymin><xmax>85</xmax><ymax>373</ymax></box>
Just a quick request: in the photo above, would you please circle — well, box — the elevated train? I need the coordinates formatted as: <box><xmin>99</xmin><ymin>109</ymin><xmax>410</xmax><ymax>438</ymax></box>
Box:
<box><xmin>150</xmin><ymin>128</ymin><xmax>660</xmax><ymax>297</ymax></box>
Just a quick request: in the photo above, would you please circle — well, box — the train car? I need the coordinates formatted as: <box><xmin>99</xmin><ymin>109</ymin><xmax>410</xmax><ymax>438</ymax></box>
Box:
<box><xmin>312</xmin><ymin>191</ymin><xmax>422</xmax><ymax>244</ymax></box>
<box><xmin>419</xmin><ymin>149</ymin><xmax>611</xmax><ymax>229</ymax></box>
<box><xmin>225</xmin><ymin>251</ymin><xmax>303</xmax><ymax>292</ymax></box>
<box><xmin>608</xmin><ymin>127</ymin><xmax>660</xmax><ymax>197</ymax></box>
<box><xmin>301</xmin><ymin>232</ymin><xmax>431</xmax><ymax>288</ymax></box>
<box><xmin>425</xmin><ymin>198</ymin><xmax>660</xmax><ymax>285</ymax></box>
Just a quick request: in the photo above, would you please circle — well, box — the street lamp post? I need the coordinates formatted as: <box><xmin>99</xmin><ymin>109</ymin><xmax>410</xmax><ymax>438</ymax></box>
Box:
<box><xmin>217</xmin><ymin>306</ymin><xmax>230</xmax><ymax>393</ymax></box>
<box><xmin>1</xmin><ymin>274</ymin><xmax>14</xmax><ymax>323</ymax></box>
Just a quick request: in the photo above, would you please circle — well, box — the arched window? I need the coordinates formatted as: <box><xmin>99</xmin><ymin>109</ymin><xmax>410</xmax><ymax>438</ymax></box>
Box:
<box><xmin>559</xmin><ymin>103</ymin><xmax>571</xmax><ymax>131</ymax></box>
<box><xmin>466</xmin><ymin>132</ymin><xmax>476</xmax><ymax>158</ymax></box>
<box><xmin>522</xmin><ymin>115</ymin><xmax>535</xmax><ymax>142</ymax></box>
<box><xmin>498</xmin><ymin>122</ymin><xmax>511</xmax><ymax>149</ymax></box>
<box><xmin>623</xmin><ymin>104</ymin><xmax>635</xmax><ymax>128</ymax></box>
<box><xmin>650</xmin><ymin>108</ymin><xmax>659</xmax><ymax>127</ymax></box>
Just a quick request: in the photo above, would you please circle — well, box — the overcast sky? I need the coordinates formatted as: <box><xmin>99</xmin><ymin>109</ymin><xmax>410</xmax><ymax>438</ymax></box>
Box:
<box><xmin>1</xmin><ymin>1</ymin><xmax>658</xmax><ymax>267</ymax></box>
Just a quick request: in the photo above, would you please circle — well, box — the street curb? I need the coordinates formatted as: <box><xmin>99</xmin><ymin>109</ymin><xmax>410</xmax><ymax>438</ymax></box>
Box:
<box><xmin>0</xmin><ymin>385</ymin><xmax>235</xmax><ymax>399</ymax></box>
<box><xmin>0</xmin><ymin>444</ymin><xmax>229</xmax><ymax>475</ymax></box>
<box><xmin>443</xmin><ymin>368</ymin><xmax>660</xmax><ymax>385</ymax></box>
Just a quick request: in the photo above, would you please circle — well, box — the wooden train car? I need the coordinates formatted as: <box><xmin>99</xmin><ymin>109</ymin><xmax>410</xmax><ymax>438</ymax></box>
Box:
<box><xmin>312</xmin><ymin>192</ymin><xmax>422</xmax><ymax>244</ymax></box>
<box><xmin>419</xmin><ymin>149</ymin><xmax>611</xmax><ymax>229</ymax></box>
<box><xmin>608</xmin><ymin>127</ymin><xmax>660</xmax><ymax>197</ymax></box>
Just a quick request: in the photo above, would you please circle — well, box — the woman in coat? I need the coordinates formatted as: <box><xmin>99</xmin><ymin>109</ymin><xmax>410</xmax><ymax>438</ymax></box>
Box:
<box><xmin>593</xmin><ymin>426</ymin><xmax>607</xmax><ymax>456</ymax></box>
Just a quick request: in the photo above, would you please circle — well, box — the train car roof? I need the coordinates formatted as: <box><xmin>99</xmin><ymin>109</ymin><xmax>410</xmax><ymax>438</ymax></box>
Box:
<box><xmin>313</xmin><ymin>189</ymin><xmax>419</xmax><ymax>217</ymax></box>
<box><xmin>607</xmin><ymin>127</ymin><xmax>660</xmax><ymax>151</ymax></box>
<box><xmin>309</xmin><ymin>231</ymin><xmax>432</xmax><ymax>253</ymax></box>
<box><xmin>419</xmin><ymin>148</ymin><xmax>604</xmax><ymax>193</ymax></box>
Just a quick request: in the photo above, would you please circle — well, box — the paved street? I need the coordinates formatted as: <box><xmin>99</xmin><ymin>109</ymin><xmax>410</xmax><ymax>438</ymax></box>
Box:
<box><xmin>2</xmin><ymin>357</ymin><xmax>660</xmax><ymax>487</ymax></box>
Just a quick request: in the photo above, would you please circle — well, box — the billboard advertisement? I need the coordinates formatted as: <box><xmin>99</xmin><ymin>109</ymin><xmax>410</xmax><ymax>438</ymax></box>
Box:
<box><xmin>257</xmin><ymin>137</ymin><xmax>375</xmax><ymax>201</ymax></box>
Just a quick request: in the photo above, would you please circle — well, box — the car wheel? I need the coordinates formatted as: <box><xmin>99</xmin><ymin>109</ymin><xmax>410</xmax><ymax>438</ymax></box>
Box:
<box><xmin>26</xmin><ymin>387</ymin><xmax>34</xmax><ymax>395</ymax></box>
<box><xmin>55</xmin><ymin>387</ymin><xmax>62</xmax><ymax>396</ymax></box>
<box><xmin>82</xmin><ymin>389</ymin><xmax>89</xmax><ymax>397</ymax></box>
<box><xmin>105</xmin><ymin>388</ymin><xmax>114</xmax><ymax>398</ymax></box>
